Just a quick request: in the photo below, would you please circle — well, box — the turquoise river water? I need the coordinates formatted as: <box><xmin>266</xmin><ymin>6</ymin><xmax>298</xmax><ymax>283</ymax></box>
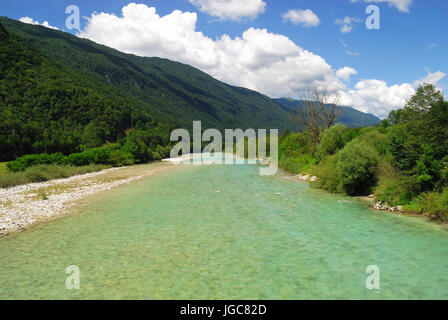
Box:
<box><xmin>1</xmin><ymin>162</ymin><xmax>448</xmax><ymax>299</ymax></box>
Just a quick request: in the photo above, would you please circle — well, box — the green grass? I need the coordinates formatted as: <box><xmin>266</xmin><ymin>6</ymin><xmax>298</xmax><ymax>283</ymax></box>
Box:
<box><xmin>0</xmin><ymin>162</ymin><xmax>8</xmax><ymax>176</ymax></box>
<box><xmin>0</xmin><ymin>164</ymin><xmax>110</xmax><ymax>188</ymax></box>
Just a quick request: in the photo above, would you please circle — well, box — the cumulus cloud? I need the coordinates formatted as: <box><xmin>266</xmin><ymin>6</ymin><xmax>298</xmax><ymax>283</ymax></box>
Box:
<box><xmin>340</xmin><ymin>80</ymin><xmax>415</xmax><ymax>118</ymax></box>
<box><xmin>336</xmin><ymin>67</ymin><xmax>358</xmax><ymax>82</ymax></box>
<box><xmin>77</xmin><ymin>4</ymin><xmax>443</xmax><ymax>119</ymax></box>
<box><xmin>78</xmin><ymin>3</ymin><xmax>345</xmax><ymax>98</ymax></box>
<box><xmin>19</xmin><ymin>16</ymin><xmax>59</xmax><ymax>30</ymax></box>
<box><xmin>413</xmin><ymin>70</ymin><xmax>446</xmax><ymax>88</ymax></box>
<box><xmin>282</xmin><ymin>9</ymin><xmax>321</xmax><ymax>27</ymax></box>
<box><xmin>335</xmin><ymin>16</ymin><xmax>362</xmax><ymax>33</ymax></box>
<box><xmin>189</xmin><ymin>0</ymin><xmax>266</xmax><ymax>20</ymax></box>
<box><xmin>350</xmin><ymin>0</ymin><xmax>413</xmax><ymax>13</ymax></box>
<box><xmin>340</xmin><ymin>71</ymin><xmax>446</xmax><ymax>118</ymax></box>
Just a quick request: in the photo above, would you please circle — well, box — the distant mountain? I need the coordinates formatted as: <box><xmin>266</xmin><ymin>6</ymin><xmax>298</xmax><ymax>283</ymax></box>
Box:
<box><xmin>273</xmin><ymin>98</ymin><xmax>381</xmax><ymax>128</ymax></box>
<box><xmin>0</xmin><ymin>17</ymin><xmax>380</xmax><ymax>161</ymax></box>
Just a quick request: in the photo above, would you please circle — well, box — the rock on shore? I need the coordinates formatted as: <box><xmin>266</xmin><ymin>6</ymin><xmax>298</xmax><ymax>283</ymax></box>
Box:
<box><xmin>372</xmin><ymin>201</ymin><xmax>404</xmax><ymax>213</ymax></box>
<box><xmin>295</xmin><ymin>174</ymin><xmax>319</xmax><ymax>182</ymax></box>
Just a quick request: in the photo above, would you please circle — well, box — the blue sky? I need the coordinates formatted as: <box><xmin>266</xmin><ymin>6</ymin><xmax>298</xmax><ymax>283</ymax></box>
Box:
<box><xmin>1</xmin><ymin>0</ymin><xmax>447</xmax><ymax>117</ymax></box>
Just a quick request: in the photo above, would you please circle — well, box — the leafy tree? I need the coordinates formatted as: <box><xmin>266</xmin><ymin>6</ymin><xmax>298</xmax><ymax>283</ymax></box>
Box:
<box><xmin>318</xmin><ymin>124</ymin><xmax>348</xmax><ymax>158</ymax></box>
<box><xmin>404</xmin><ymin>84</ymin><xmax>445</xmax><ymax>116</ymax></box>
<box><xmin>337</xmin><ymin>140</ymin><xmax>378</xmax><ymax>195</ymax></box>
<box><xmin>81</xmin><ymin>121</ymin><xmax>103</xmax><ymax>151</ymax></box>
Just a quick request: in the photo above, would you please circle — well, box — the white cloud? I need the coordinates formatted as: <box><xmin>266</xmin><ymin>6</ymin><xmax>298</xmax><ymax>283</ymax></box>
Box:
<box><xmin>19</xmin><ymin>16</ymin><xmax>59</xmax><ymax>30</ymax></box>
<box><xmin>189</xmin><ymin>0</ymin><xmax>265</xmax><ymax>20</ymax></box>
<box><xmin>413</xmin><ymin>70</ymin><xmax>446</xmax><ymax>88</ymax></box>
<box><xmin>350</xmin><ymin>0</ymin><xmax>413</xmax><ymax>13</ymax></box>
<box><xmin>282</xmin><ymin>9</ymin><xmax>321</xmax><ymax>28</ymax></box>
<box><xmin>336</xmin><ymin>67</ymin><xmax>358</xmax><ymax>82</ymax></box>
<box><xmin>335</xmin><ymin>16</ymin><xmax>362</xmax><ymax>33</ymax></box>
<box><xmin>340</xmin><ymin>70</ymin><xmax>446</xmax><ymax>118</ymax></box>
<box><xmin>77</xmin><ymin>4</ymin><xmax>443</xmax><ymax>119</ymax></box>
<box><xmin>78</xmin><ymin>4</ymin><xmax>345</xmax><ymax>98</ymax></box>
<box><xmin>340</xmin><ymin>80</ymin><xmax>415</xmax><ymax>118</ymax></box>
<box><xmin>346</xmin><ymin>50</ymin><xmax>360</xmax><ymax>56</ymax></box>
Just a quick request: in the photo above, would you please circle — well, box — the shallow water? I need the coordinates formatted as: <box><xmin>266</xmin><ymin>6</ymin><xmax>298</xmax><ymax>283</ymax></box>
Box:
<box><xmin>1</xmin><ymin>162</ymin><xmax>448</xmax><ymax>299</ymax></box>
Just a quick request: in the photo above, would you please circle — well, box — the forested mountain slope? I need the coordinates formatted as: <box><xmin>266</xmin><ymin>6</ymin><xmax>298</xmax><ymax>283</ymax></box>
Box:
<box><xmin>0</xmin><ymin>17</ymin><xmax>379</xmax><ymax>161</ymax></box>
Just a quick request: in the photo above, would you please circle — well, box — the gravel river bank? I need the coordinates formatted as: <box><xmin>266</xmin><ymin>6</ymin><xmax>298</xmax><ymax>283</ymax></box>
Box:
<box><xmin>0</xmin><ymin>163</ymin><xmax>173</xmax><ymax>236</ymax></box>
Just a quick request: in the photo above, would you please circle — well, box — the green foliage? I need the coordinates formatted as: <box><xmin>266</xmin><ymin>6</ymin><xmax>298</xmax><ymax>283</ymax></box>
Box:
<box><xmin>358</xmin><ymin>128</ymin><xmax>388</xmax><ymax>155</ymax></box>
<box><xmin>375</xmin><ymin>178</ymin><xmax>413</xmax><ymax>206</ymax></box>
<box><xmin>278</xmin><ymin>86</ymin><xmax>448</xmax><ymax>217</ymax></box>
<box><xmin>404</xmin><ymin>84</ymin><xmax>445</xmax><ymax>115</ymax></box>
<box><xmin>318</xmin><ymin>124</ymin><xmax>348</xmax><ymax>158</ymax></box>
<box><xmin>279</xmin><ymin>154</ymin><xmax>316</xmax><ymax>174</ymax></box>
<box><xmin>81</xmin><ymin>121</ymin><xmax>103</xmax><ymax>151</ymax></box>
<box><xmin>0</xmin><ymin>162</ymin><xmax>8</xmax><ymax>175</ymax></box>
<box><xmin>7</xmin><ymin>144</ymin><xmax>135</xmax><ymax>172</ymax></box>
<box><xmin>418</xmin><ymin>188</ymin><xmax>448</xmax><ymax>220</ymax></box>
<box><xmin>312</xmin><ymin>154</ymin><xmax>342</xmax><ymax>193</ymax></box>
<box><xmin>337</xmin><ymin>140</ymin><xmax>378</xmax><ymax>195</ymax></box>
<box><xmin>7</xmin><ymin>153</ymin><xmax>65</xmax><ymax>172</ymax></box>
<box><xmin>279</xmin><ymin>131</ymin><xmax>313</xmax><ymax>159</ymax></box>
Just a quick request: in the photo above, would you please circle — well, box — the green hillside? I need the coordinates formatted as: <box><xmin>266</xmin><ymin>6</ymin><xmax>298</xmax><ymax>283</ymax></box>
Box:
<box><xmin>0</xmin><ymin>17</ymin><xmax>298</xmax><ymax>130</ymax></box>
<box><xmin>0</xmin><ymin>17</ymin><xmax>380</xmax><ymax>162</ymax></box>
<box><xmin>273</xmin><ymin>98</ymin><xmax>381</xmax><ymax>128</ymax></box>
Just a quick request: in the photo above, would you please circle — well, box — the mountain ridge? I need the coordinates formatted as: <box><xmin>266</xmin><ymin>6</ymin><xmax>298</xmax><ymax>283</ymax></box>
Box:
<box><xmin>273</xmin><ymin>98</ymin><xmax>381</xmax><ymax>128</ymax></box>
<box><xmin>0</xmin><ymin>17</ymin><xmax>380</xmax><ymax>161</ymax></box>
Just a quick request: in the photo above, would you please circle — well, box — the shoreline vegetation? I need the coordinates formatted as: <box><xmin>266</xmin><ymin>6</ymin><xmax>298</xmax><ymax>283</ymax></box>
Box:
<box><xmin>277</xmin><ymin>84</ymin><xmax>448</xmax><ymax>222</ymax></box>
<box><xmin>0</xmin><ymin>163</ymin><xmax>172</xmax><ymax>237</ymax></box>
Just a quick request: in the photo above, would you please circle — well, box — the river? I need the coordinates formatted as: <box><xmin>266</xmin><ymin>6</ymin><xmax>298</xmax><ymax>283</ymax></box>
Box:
<box><xmin>1</xmin><ymin>161</ymin><xmax>448</xmax><ymax>299</ymax></box>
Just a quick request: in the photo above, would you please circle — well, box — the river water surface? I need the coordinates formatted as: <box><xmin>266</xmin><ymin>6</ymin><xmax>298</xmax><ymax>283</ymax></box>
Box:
<box><xmin>1</xmin><ymin>162</ymin><xmax>448</xmax><ymax>299</ymax></box>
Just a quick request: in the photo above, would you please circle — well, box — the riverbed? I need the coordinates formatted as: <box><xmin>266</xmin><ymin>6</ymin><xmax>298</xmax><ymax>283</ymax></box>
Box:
<box><xmin>1</xmin><ymin>161</ymin><xmax>447</xmax><ymax>299</ymax></box>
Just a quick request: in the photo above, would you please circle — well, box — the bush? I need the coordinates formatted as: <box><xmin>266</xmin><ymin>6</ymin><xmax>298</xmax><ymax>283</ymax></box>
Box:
<box><xmin>419</xmin><ymin>188</ymin><xmax>448</xmax><ymax>220</ymax></box>
<box><xmin>312</xmin><ymin>153</ymin><xmax>342</xmax><ymax>193</ymax></box>
<box><xmin>110</xmin><ymin>150</ymin><xmax>134</xmax><ymax>167</ymax></box>
<box><xmin>374</xmin><ymin>161</ymin><xmax>414</xmax><ymax>206</ymax></box>
<box><xmin>358</xmin><ymin>128</ymin><xmax>388</xmax><ymax>155</ymax></box>
<box><xmin>337</xmin><ymin>139</ymin><xmax>378</xmax><ymax>195</ymax></box>
<box><xmin>7</xmin><ymin>152</ymin><xmax>65</xmax><ymax>172</ymax></box>
<box><xmin>279</xmin><ymin>155</ymin><xmax>317</xmax><ymax>174</ymax></box>
<box><xmin>6</xmin><ymin>145</ymin><xmax>136</xmax><ymax>172</ymax></box>
<box><xmin>318</xmin><ymin>124</ymin><xmax>348</xmax><ymax>158</ymax></box>
<box><xmin>375</xmin><ymin>178</ymin><xmax>413</xmax><ymax>206</ymax></box>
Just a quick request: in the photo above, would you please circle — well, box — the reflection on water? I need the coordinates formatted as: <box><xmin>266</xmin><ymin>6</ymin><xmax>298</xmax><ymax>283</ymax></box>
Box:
<box><xmin>1</xmin><ymin>163</ymin><xmax>448</xmax><ymax>299</ymax></box>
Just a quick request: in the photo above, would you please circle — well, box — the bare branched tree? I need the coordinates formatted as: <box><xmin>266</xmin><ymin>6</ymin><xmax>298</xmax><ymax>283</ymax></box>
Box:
<box><xmin>296</xmin><ymin>89</ymin><xmax>342</xmax><ymax>145</ymax></box>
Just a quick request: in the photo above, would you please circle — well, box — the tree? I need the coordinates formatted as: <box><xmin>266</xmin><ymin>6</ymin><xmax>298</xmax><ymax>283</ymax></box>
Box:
<box><xmin>81</xmin><ymin>121</ymin><xmax>103</xmax><ymax>151</ymax></box>
<box><xmin>296</xmin><ymin>89</ymin><xmax>342</xmax><ymax>145</ymax></box>
<box><xmin>337</xmin><ymin>140</ymin><xmax>378</xmax><ymax>195</ymax></box>
<box><xmin>318</xmin><ymin>124</ymin><xmax>348</xmax><ymax>158</ymax></box>
<box><xmin>405</xmin><ymin>83</ymin><xmax>445</xmax><ymax>115</ymax></box>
